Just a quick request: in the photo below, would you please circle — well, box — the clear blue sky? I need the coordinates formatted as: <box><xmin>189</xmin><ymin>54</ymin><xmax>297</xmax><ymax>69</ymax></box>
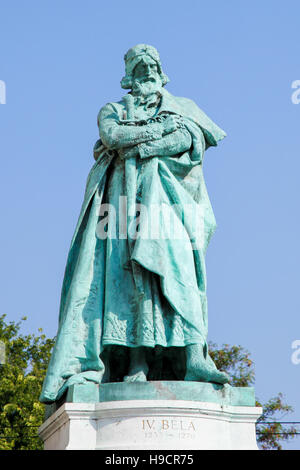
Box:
<box><xmin>1</xmin><ymin>0</ymin><xmax>299</xmax><ymax>449</ymax></box>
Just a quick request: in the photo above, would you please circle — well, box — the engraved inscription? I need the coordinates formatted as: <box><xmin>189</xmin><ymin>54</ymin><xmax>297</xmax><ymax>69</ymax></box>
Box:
<box><xmin>141</xmin><ymin>418</ymin><xmax>196</xmax><ymax>440</ymax></box>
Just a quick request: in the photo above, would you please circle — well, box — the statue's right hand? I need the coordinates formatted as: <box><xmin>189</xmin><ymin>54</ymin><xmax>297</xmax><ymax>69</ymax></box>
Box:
<box><xmin>162</xmin><ymin>115</ymin><xmax>183</xmax><ymax>135</ymax></box>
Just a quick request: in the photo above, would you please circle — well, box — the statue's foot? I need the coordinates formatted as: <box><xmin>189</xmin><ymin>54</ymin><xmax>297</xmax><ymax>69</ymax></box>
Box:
<box><xmin>185</xmin><ymin>367</ymin><xmax>229</xmax><ymax>384</ymax></box>
<box><xmin>123</xmin><ymin>369</ymin><xmax>148</xmax><ymax>383</ymax></box>
<box><xmin>124</xmin><ymin>347</ymin><xmax>149</xmax><ymax>383</ymax></box>
<box><xmin>184</xmin><ymin>344</ymin><xmax>230</xmax><ymax>385</ymax></box>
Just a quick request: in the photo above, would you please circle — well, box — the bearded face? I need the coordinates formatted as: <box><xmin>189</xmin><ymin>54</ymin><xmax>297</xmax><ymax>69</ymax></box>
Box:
<box><xmin>131</xmin><ymin>56</ymin><xmax>163</xmax><ymax>97</ymax></box>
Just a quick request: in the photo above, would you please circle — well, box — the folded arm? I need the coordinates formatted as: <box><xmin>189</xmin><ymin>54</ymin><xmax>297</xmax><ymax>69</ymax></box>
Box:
<box><xmin>139</xmin><ymin>127</ymin><xmax>192</xmax><ymax>158</ymax></box>
<box><xmin>119</xmin><ymin>127</ymin><xmax>192</xmax><ymax>160</ymax></box>
<box><xmin>98</xmin><ymin>104</ymin><xmax>164</xmax><ymax>150</ymax></box>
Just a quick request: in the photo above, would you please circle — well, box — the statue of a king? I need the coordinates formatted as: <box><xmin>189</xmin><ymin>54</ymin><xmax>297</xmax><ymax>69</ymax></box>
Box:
<box><xmin>40</xmin><ymin>44</ymin><xmax>229</xmax><ymax>404</ymax></box>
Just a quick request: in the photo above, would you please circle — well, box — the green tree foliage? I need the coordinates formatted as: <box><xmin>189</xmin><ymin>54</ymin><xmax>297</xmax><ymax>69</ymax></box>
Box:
<box><xmin>256</xmin><ymin>394</ymin><xmax>298</xmax><ymax>450</ymax></box>
<box><xmin>210</xmin><ymin>342</ymin><xmax>297</xmax><ymax>450</ymax></box>
<box><xmin>0</xmin><ymin>315</ymin><xmax>55</xmax><ymax>450</ymax></box>
<box><xmin>0</xmin><ymin>316</ymin><xmax>296</xmax><ymax>450</ymax></box>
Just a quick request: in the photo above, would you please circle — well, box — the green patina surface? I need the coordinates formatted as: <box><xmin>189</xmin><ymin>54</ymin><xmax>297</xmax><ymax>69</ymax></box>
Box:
<box><xmin>45</xmin><ymin>382</ymin><xmax>255</xmax><ymax>420</ymax></box>
<box><xmin>75</xmin><ymin>381</ymin><xmax>255</xmax><ymax>406</ymax></box>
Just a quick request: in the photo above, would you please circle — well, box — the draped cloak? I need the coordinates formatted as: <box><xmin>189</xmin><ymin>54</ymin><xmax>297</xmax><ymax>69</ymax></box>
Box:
<box><xmin>40</xmin><ymin>89</ymin><xmax>226</xmax><ymax>403</ymax></box>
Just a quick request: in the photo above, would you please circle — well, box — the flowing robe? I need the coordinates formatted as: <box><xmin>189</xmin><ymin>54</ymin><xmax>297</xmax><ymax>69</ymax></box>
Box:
<box><xmin>40</xmin><ymin>89</ymin><xmax>225</xmax><ymax>403</ymax></box>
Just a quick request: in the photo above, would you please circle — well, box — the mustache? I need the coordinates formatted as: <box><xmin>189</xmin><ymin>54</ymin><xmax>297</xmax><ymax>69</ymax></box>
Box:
<box><xmin>132</xmin><ymin>77</ymin><xmax>162</xmax><ymax>96</ymax></box>
<box><xmin>138</xmin><ymin>76</ymin><xmax>156</xmax><ymax>83</ymax></box>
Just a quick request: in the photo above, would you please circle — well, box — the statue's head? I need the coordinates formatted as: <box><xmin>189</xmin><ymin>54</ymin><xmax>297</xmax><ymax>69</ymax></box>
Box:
<box><xmin>121</xmin><ymin>44</ymin><xmax>169</xmax><ymax>96</ymax></box>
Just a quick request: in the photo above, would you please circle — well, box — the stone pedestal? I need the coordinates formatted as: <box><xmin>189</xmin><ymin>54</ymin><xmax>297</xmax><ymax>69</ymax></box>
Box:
<box><xmin>38</xmin><ymin>382</ymin><xmax>262</xmax><ymax>450</ymax></box>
